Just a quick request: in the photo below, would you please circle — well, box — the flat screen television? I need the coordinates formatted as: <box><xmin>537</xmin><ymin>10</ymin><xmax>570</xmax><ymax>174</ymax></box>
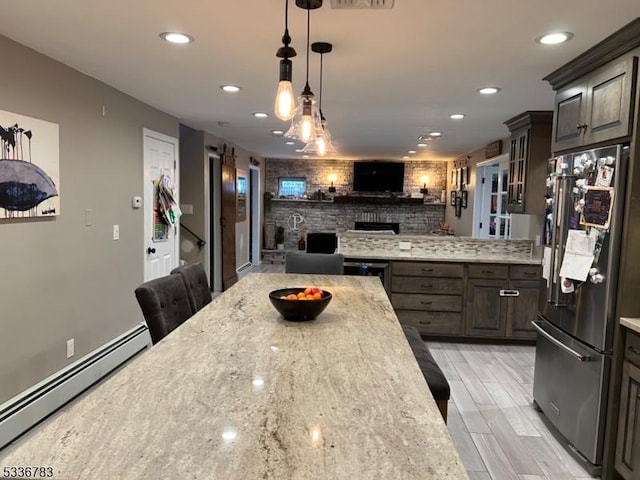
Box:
<box><xmin>352</xmin><ymin>161</ymin><xmax>405</xmax><ymax>193</ymax></box>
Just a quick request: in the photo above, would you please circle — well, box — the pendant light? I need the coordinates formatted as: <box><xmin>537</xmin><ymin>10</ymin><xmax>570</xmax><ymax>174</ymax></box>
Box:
<box><xmin>285</xmin><ymin>0</ymin><xmax>323</xmax><ymax>144</ymax></box>
<box><xmin>274</xmin><ymin>0</ymin><xmax>297</xmax><ymax>121</ymax></box>
<box><xmin>303</xmin><ymin>41</ymin><xmax>336</xmax><ymax>157</ymax></box>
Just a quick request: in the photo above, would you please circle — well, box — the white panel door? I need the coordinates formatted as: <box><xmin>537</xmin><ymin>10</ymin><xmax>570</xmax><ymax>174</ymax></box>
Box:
<box><xmin>143</xmin><ymin>129</ymin><xmax>179</xmax><ymax>281</ymax></box>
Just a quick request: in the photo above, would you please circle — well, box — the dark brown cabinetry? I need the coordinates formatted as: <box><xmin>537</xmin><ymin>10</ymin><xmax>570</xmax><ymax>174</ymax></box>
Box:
<box><xmin>615</xmin><ymin>329</ymin><xmax>640</xmax><ymax>480</ymax></box>
<box><xmin>551</xmin><ymin>55</ymin><xmax>637</xmax><ymax>153</ymax></box>
<box><xmin>503</xmin><ymin>111</ymin><xmax>553</xmax><ymax>214</ymax></box>
<box><xmin>392</xmin><ymin>261</ymin><xmax>542</xmax><ymax>340</ymax></box>
<box><xmin>391</xmin><ymin>261</ymin><xmax>464</xmax><ymax>336</ymax></box>
<box><xmin>466</xmin><ymin>264</ymin><xmax>541</xmax><ymax>340</ymax></box>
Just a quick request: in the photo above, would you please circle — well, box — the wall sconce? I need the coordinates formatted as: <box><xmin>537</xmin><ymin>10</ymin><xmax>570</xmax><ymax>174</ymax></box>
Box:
<box><xmin>420</xmin><ymin>175</ymin><xmax>429</xmax><ymax>195</ymax></box>
<box><xmin>328</xmin><ymin>173</ymin><xmax>337</xmax><ymax>192</ymax></box>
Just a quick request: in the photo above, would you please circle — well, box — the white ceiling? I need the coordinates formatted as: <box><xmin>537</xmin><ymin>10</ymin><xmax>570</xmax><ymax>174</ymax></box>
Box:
<box><xmin>1</xmin><ymin>1</ymin><xmax>639</xmax><ymax>161</ymax></box>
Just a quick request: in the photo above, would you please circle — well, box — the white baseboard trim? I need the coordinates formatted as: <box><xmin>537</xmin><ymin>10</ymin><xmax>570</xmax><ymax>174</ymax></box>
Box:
<box><xmin>0</xmin><ymin>324</ymin><xmax>151</xmax><ymax>450</ymax></box>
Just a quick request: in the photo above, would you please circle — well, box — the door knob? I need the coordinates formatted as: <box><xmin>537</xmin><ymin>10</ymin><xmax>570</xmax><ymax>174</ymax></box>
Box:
<box><xmin>147</xmin><ymin>247</ymin><xmax>156</xmax><ymax>254</ymax></box>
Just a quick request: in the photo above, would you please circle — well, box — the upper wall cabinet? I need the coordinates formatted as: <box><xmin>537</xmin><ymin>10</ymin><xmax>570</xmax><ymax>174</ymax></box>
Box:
<box><xmin>552</xmin><ymin>55</ymin><xmax>638</xmax><ymax>152</ymax></box>
<box><xmin>503</xmin><ymin>111</ymin><xmax>553</xmax><ymax>214</ymax></box>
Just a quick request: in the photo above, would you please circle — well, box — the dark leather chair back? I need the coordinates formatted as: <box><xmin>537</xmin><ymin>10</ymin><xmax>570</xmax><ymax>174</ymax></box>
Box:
<box><xmin>285</xmin><ymin>252</ymin><xmax>344</xmax><ymax>275</ymax></box>
<box><xmin>171</xmin><ymin>263</ymin><xmax>212</xmax><ymax>313</ymax></box>
<box><xmin>135</xmin><ymin>274</ymin><xmax>194</xmax><ymax>344</ymax></box>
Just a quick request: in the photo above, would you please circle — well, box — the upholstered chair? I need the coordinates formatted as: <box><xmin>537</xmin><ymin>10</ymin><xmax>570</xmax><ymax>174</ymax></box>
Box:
<box><xmin>285</xmin><ymin>252</ymin><xmax>344</xmax><ymax>275</ymax></box>
<box><xmin>135</xmin><ymin>274</ymin><xmax>194</xmax><ymax>344</ymax></box>
<box><xmin>170</xmin><ymin>263</ymin><xmax>212</xmax><ymax>313</ymax></box>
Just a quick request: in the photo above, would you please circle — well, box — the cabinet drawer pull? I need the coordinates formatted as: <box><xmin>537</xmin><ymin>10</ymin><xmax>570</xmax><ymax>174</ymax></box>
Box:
<box><xmin>421</xmin><ymin>284</ymin><xmax>433</xmax><ymax>289</ymax></box>
<box><xmin>500</xmin><ymin>290</ymin><xmax>520</xmax><ymax>297</ymax></box>
<box><xmin>420</xmin><ymin>301</ymin><xmax>433</xmax><ymax>305</ymax></box>
<box><xmin>628</xmin><ymin>346</ymin><xmax>640</xmax><ymax>356</ymax></box>
<box><xmin>419</xmin><ymin>321</ymin><xmax>432</xmax><ymax>325</ymax></box>
<box><xmin>421</xmin><ymin>268</ymin><xmax>434</xmax><ymax>273</ymax></box>
<box><xmin>481</xmin><ymin>270</ymin><xmax>494</xmax><ymax>274</ymax></box>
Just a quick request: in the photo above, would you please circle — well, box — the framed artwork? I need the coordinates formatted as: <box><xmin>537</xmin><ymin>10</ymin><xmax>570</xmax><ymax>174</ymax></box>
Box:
<box><xmin>466</xmin><ymin>166</ymin><xmax>471</xmax><ymax>185</ymax></box>
<box><xmin>461</xmin><ymin>190</ymin><xmax>468</xmax><ymax>208</ymax></box>
<box><xmin>455</xmin><ymin>196</ymin><xmax>462</xmax><ymax>218</ymax></box>
<box><xmin>450</xmin><ymin>191</ymin><xmax>457</xmax><ymax>206</ymax></box>
<box><xmin>0</xmin><ymin>109</ymin><xmax>60</xmax><ymax>218</ymax></box>
<box><xmin>236</xmin><ymin>169</ymin><xmax>247</xmax><ymax>222</ymax></box>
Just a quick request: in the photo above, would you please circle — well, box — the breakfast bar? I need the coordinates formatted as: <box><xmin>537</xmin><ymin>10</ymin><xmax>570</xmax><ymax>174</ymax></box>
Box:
<box><xmin>1</xmin><ymin>273</ymin><xmax>468</xmax><ymax>479</ymax></box>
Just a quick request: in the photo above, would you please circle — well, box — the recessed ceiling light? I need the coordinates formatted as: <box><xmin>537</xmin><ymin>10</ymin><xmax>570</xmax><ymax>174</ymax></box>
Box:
<box><xmin>295</xmin><ymin>149</ymin><xmax>304</xmax><ymax>152</ymax></box>
<box><xmin>450</xmin><ymin>113</ymin><xmax>466</xmax><ymax>120</ymax></box>
<box><xmin>285</xmin><ymin>141</ymin><xmax>295</xmax><ymax>145</ymax></box>
<box><xmin>478</xmin><ymin>87</ymin><xmax>501</xmax><ymax>95</ymax></box>
<box><xmin>417</xmin><ymin>142</ymin><xmax>429</xmax><ymax>148</ymax></box>
<box><xmin>220</xmin><ymin>85</ymin><xmax>241</xmax><ymax>93</ymax></box>
<box><xmin>402</xmin><ymin>156</ymin><xmax>410</xmax><ymax>160</ymax></box>
<box><xmin>271</xmin><ymin>130</ymin><xmax>284</xmax><ymax>135</ymax></box>
<box><xmin>428</xmin><ymin>132</ymin><xmax>442</xmax><ymax>137</ymax></box>
<box><xmin>302</xmin><ymin>155</ymin><xmax>309</xmax><ymax>158</ymax></box>
<box><xmin>408</xmin><ymin>150</ymin><xmax>417</xmax><ymax>154</ymax></box>
<box><xmin>537</xmin><ymin>32</ymin><xmax>573</xmax><ymax>45</ymax></box>
<box><xmin>253</xmin><ymin>112</ymin><xmax>269</xmax><ymax>119</ymax></box>
<box><xmin>159</xmin><ymin>32</ymin><xmax>194</xmax><ymax>44</ymax></box>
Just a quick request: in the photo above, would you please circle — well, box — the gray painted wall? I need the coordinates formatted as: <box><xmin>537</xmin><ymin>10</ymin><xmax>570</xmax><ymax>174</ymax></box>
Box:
<box><xmin>0</xmin><ymin>35</ymin><xmax>178</xmax><ymax>404</ymax></box>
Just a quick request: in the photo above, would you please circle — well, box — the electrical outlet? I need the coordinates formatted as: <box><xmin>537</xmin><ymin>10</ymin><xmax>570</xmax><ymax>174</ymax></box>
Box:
<box><xmin>399</xmin><ymin>241</ymin><xmax>412</xmax><ymax>250</ymax></box>
<box><xmin>113</xmin><ymin>224</ymin><xmax>119</xmax><ymax>240</ymax></box>
<box><xmin>66</xmin><ymin>339</ymin><xmax>75</xmax><ymax>358</ymax></box>
<box><xmin>85</xmin><ymin>209</ymin><xmax>93</xmax><ymax>226</ymax></box>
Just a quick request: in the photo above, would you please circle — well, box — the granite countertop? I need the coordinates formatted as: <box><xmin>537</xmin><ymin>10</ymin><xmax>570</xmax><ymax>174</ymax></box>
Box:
<box><xmin>1</xmin><ymin>273</ymin><xmax>468</xmax><ymax>480</ymax></box>
<box><xmin>620</xmin><ymin>317</ymin><xmax>640</xmax><ymax>334</ymax></box>
<box><xmin>337</xmin><ymin>232</ymin><xmax>542</xmax><ymax>265</ymax></box>
<box><xmin>339</xmin><ymin>249</ymin><xmax>541</xmax><ymax>265</ymax></box>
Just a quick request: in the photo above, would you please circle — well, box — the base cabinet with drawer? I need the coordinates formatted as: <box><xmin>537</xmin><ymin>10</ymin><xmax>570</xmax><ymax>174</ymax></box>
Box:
<box><xmin>391</xmin><ymin>261</ymin><xmax>464</xmax><ymax>336</ymax></box>
<box><xmin>392</xmin><ymin>261</ymin><xmax>542</xmax><ymax>340</ymax></box>
<box><xmin>466</xmin><ymin>264</ymin><xmax>541</xmax><ymax>340</ymax></box>
<box><xmin>615</xmin><ymin>329</ymin><xmax>640</xmax><ymax>480</ymax></box>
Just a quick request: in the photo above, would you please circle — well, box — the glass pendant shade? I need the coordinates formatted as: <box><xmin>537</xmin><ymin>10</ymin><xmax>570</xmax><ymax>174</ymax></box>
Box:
<box><xmin>302</xmin><ymin>118</ymin><xmax>336</xmax><ymax>157</ymax></box>
<box><xmin>285</xmin><ymin>93</ymin><xmax>321</xmax><ymax>142</ymax></box>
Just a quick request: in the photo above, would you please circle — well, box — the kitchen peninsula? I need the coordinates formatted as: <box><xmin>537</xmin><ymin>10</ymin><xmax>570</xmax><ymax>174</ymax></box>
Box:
<box><xmin>0</xmin><ymin>273</ymin><xmax>468</xmax><ymax>480</ymax></box>
<box><xmin>338</xmin><ymin>233</ymin><xmax>543</xmax><ymax>340</ymax></box>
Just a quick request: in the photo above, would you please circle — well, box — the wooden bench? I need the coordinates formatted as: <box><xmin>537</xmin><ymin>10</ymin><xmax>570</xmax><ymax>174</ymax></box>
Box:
<box><xmin>401</xmin><ymin>324</ymin><xmax>451</xmax><ymax>423</ymax></box>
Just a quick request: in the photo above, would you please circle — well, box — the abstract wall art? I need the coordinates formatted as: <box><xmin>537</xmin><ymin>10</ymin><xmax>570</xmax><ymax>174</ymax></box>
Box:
<box><xmin>0</xmin><ymin>109</ymin><xmax>59</xmax><ymax>218</ymax></box>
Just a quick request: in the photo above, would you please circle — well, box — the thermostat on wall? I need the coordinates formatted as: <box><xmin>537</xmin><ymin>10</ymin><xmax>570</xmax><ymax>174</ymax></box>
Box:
<box><xmin>131</xmin><ymin>196</ymin><xmax>142</xmax><ymax>209</ymax></box>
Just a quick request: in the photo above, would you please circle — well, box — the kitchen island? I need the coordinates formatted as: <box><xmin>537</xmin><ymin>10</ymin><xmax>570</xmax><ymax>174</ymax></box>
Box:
<box><xmin>0</xmin><ymin>273</ymin><xmax>468</xmax><ymax>480</ymax></box>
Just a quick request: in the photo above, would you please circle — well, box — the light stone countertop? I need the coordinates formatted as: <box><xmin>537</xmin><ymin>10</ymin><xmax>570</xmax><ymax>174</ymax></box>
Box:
<box><xmin>337</xmin><ymin>233</ymin><xmax>542</xmax><ymax>265</ymax></box>
<box><xmin>339</xmin><ymin>249</ymin><xmax>541</xmax><ymax>264</ymax></box>
<box><xmin>620</xmin><ymin>317</ymin><xmax>640</xmax><ymax>334</ymax></box>
<box><xmin>0</xmin><ymin>273</ymin><xmax>468</xmax><ymax>480</ymax></box>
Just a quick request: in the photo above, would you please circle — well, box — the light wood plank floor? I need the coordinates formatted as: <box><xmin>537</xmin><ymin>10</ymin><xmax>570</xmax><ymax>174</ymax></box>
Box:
<box><xmin>427</xmin><ymin>342</ymin><xmax>595</xmax><ymax>480</ymax></box>
<box><xmin>250</xmin><ymin>264</ymin><xmax>594</xmax><ymax>479</ymax></box>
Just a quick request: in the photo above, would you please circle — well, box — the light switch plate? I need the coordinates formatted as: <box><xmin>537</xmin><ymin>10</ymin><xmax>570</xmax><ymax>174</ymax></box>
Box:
<box><xmin>113</xmin><ymin>224</ymin><xmax>120</xmax><ymax>240</ymax></box>
<box><xmin>399</xmin><ymin>241</ymin><xmax>411</xmax><ymax>250</ymax></box>
<box><xmin>66</xmin><ymin>338</ymin><xmax>75</xmax><ymax>358</ymax></box>
<box><xmin>131</xmin><ymin>196</ymin><xmax>142</xmax><ymax>209</ymax></box>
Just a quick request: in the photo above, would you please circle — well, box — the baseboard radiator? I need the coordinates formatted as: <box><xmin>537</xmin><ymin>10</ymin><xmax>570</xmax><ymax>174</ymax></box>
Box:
<box><xmin>236</xmin><ymin>262</ymin><xmax>253</xmax><ymax>278</ymax></box>
<box><xmin>0</xmin><ymin>324</ymin><xmax>151</xmax><ymax>450</ymax></box>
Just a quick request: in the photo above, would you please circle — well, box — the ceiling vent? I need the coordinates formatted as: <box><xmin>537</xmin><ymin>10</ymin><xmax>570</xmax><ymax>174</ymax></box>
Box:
<box><xmin>330</xmin><ymin>0</ymin><xmax>394</xmax><ymax>9</ymax></box>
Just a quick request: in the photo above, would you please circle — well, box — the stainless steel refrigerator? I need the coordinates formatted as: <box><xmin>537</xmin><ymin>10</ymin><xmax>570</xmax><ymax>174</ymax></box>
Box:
<box><xmin>533</xmin><ymin>144</ymin><xmax>630</xmax><ymax>473</ymax></box>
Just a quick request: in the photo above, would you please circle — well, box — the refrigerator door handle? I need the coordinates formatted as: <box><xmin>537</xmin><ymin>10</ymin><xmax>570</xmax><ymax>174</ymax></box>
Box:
<box><xmin>531</xmin><ymin>321</ymin><xmax>591</xmax><ymax>362</ymax></box>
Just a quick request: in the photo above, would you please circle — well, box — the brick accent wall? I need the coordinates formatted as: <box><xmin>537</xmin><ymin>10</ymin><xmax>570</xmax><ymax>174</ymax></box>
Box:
<box><xmin>265</xmin><ymin>158</ymin><xmax>449</xmax><ymax>250</ymax></box>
